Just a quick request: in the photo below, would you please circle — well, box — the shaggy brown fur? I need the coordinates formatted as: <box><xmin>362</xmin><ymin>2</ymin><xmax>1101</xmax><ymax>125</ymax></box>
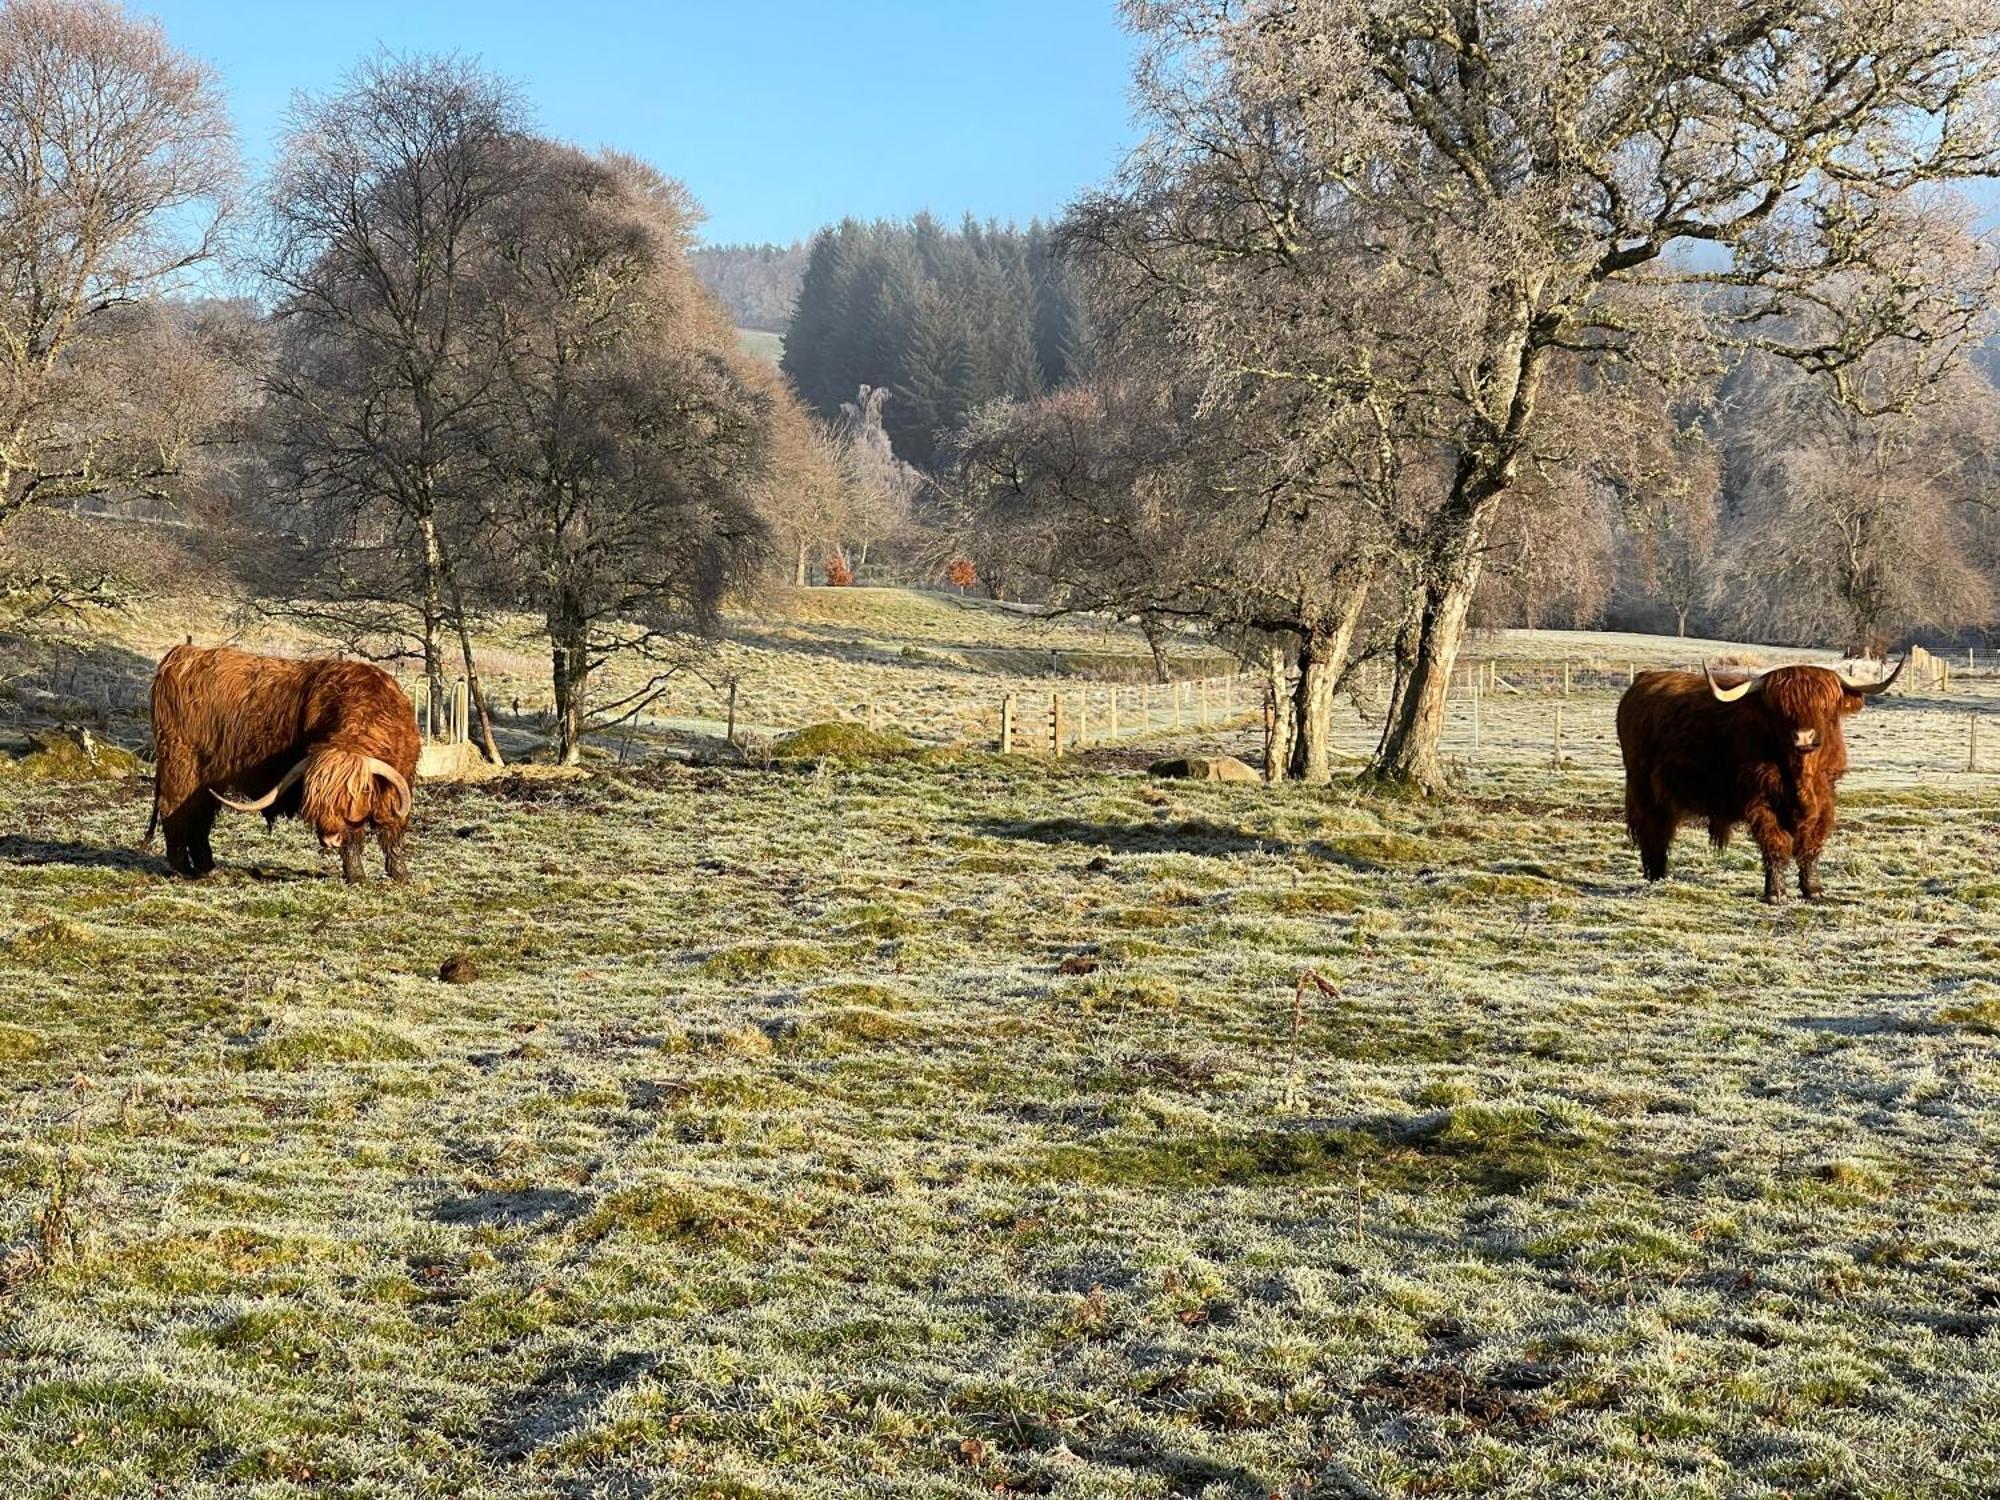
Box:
<box><xmin>146</xmin><ymin>644</ymin><xmax>422</xmax><ymax>881</ymax></box>
<box><xmin>1616</xmin><ymin>664</ymin><xmax>1892</xmax><ymax>903</ymax></box>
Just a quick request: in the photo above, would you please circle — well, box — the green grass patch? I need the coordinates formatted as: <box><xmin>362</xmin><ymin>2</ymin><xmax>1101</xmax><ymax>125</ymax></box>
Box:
<box><xmin>699</xmin><ymin>941</ymin><xmax>843</xmax><ymax>982</ymax></box>
<box><xmin>227</xmin><ymin>1017</ymin><xmax>426</xmax><ymax>1070</ymax></box>
<box><xmin>771</xmin><ymin>722</ymin><xmax>916</xmax><ymax>760</ymax></box>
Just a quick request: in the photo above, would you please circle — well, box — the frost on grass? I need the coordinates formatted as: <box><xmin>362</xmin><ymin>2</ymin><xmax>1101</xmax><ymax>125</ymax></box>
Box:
<box><xmin>4</xmin><ymin>720</ymin><xmax>2000</xmax><ymax>1498</ymax></box>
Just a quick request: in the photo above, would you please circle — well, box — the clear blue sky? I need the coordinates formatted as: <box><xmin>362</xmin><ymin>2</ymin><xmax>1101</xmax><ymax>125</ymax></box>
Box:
<box><xmin>135</xmin><ymin>0</ymin><xmax>1141</xmax><ymax>246</ymax></box>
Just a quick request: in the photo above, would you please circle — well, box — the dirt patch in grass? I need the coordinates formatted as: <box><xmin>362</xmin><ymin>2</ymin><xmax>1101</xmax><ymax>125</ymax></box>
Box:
<box><xmin>1358</xmin><ymin>1360</ymin><xmax>1556</xmax><ymax>1432</ymax></box>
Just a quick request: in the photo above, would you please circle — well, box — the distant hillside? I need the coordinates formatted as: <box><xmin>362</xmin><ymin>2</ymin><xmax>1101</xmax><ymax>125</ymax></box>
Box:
<box><xmin>694</xmin><ymin>242</ymin><xmax>806</xmax><ymax>334</ymax></box>
<box><xmin>737</xmin><ymin>328</ymin><xmax>784</xmax><ymax>364</ymax></box>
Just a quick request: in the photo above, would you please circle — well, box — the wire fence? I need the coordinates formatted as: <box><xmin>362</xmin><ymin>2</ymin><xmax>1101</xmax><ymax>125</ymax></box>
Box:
<box><xmin>993</xmin><ymin>674</ymin><xmax>1256</xmax><ymax>756</ymax></box>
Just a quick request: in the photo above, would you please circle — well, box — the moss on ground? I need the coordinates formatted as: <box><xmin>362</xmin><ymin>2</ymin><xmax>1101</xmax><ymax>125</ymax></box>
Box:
<box><xmin>770</xmin><ymin>721</ymin><xmax>918</xmax><ymax>759</ymax></box>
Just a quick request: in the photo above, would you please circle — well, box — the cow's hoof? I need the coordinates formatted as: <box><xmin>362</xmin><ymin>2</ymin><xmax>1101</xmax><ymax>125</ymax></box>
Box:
<box><xmin>1760</xmin><ymin>892</ymin><xmax>1787</xmax><ymax>906</ymax></box>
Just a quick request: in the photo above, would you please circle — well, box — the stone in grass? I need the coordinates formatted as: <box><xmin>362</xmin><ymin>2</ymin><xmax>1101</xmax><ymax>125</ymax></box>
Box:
<box><xmin>438</xmin><ymin>953</ymin><xmax>481</xmax><ymax>985</ymax></box>
<box><xmin>1147</xmin><ymin>754</ymin><xmax>1262</xmax><ymax>784</ymax></box>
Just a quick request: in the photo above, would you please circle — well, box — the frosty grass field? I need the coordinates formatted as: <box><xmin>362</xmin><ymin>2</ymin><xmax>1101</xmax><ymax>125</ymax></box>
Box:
<box><xmin>4</xmin><ymin>590</ymin><xmax>2000</xmax><ymax>1498</ymax></box>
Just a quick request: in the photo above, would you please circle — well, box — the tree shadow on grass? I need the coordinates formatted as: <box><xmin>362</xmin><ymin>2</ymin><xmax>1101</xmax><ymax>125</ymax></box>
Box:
<box><xmin>0</xmin><ymin>834</ymin><xmax>167</xmax><ymax>873</ymax></box>
<box><xmin>0</xmin><ymin>634</ymin><xmax>164</xmax><ymax>731</ymax></box>
<box><xmin>969</xmin><ymin>814</ymin><xmax>1396</xmax><ymax>871</ymax></box>
<box><xmin>484</xmin><ymin>1351</ymin><xmax>661</xmax><ymax>1463</ymax></box>
<box><xmin>1069</xmin><ymin>1440</ymin><xmax>1282</xmax><ymax>1498</ymax></box>
<box><xmin>0</xmin><ymin>834</ymin><xmax>332</xmax><ymax>883</ymax></box>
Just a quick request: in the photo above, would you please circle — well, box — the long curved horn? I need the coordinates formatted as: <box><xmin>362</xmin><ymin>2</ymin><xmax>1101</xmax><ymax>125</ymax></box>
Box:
<box><xmin>1839</xmin><ymin>656</ymin><xmax>1905</xmax><ymax>696</ymax></box>
<box><xmin>1704</xmin><ymin>662</ymin><xmax>1758</xmax><ymax>703</ymax></box>
<box><xmin>360</xmin><ymin>757</ymin><xmax>413</xmax><ymax>819</ymax></box>
<box><xmin>213</xmin><ymin>759</ymin><xmax>307</xmax><ymax>814</ymax></box>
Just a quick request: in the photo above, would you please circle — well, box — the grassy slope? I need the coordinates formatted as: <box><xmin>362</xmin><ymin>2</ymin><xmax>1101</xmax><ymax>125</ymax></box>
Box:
<box><xmin>6</xmin><ymin>585</ymin><xmax>1242</xmax><ymax>755</ymax></box>
<box><xmin>4</xmin><ymin>595</ymin><xmax>2000</xmax><ymax>1496</ymax></box>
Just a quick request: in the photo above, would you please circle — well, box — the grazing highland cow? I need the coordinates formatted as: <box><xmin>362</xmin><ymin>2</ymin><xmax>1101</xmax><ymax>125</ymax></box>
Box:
<box><xmin>1616</xmin><ymin>660</ymin><xmax>1903</xmax><ymax>903</ymax></box>
<box><xmin>146</xmin><ymin>644</ymin><xmax>421</xmax><ymax>882</ymax></box>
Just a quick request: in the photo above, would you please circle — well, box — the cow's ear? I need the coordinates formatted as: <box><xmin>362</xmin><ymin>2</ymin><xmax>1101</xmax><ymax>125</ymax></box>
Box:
<box><xmin>1839</xmin><ymin>691</ymin><xmax>1865</xmax><ymax>714</ymax></box>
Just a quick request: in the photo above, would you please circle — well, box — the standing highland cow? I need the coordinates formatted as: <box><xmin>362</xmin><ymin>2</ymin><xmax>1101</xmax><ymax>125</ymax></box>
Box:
<box><xmin>1616</xmin><ymin>660</ymin><xmax>1902</xmax><ymax>904</ymax></box>
<box><xmin>146</xmin><ymin>644</ymin><xmax>421</xmax><ymax>882</ymax></box>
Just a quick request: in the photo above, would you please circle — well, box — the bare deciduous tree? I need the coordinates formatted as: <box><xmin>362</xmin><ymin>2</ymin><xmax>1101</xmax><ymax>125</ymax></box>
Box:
<box><xmin>1716</xmin><ymin>357</ymin><xmax>1998</xmax><ymax>652</ymax></box>
<box><xmin>478</xmin><ymin>145</ymin><xmax>770</xmax><ymax>764</ymax></box>
<box><xmin>835</xmin><ymin>385</ymin><xmax>920</xmax><ymax>573</ymax></box>
<box><xmin>954</xmin><ymin>364</ymin><xmax>1392</xmax><ymax>781</ymax></box>
<box><xmin>1072</xmin><ymin>0</ymin><xmax>2000</xmax><ymax>790</ymax></box>
<box><xmin>260</xmin><ymin>52</ymin><xmax>523</xmax><ymax>757</ymax></box>
<box><xmin>753</xmin><ymin>387</ymin><xmax>862</xmax><ymax>588</ymax></box>
<box><xmin>0</xmin><ymin>0</ymin><xmax>237</xmax><ymax>532</ymax></box>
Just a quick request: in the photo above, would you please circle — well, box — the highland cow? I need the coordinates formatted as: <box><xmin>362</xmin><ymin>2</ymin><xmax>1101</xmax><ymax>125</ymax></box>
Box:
<box><xmin>1616</xmin><ymin>659</ymin><xmax>1902</xmax><ymax>903</ymax></box>
<box><xmin>146</xmin><ymin>644</ymin><xmax>421</xmax><ymax>882</ymax></box>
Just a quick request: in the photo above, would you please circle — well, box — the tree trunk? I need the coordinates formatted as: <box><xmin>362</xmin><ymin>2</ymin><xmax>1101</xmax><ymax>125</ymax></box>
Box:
<box><xmin>793</xmin><ymin>535</ymin><xmax>809</xmax><ymax>588</ymax></box>
<box><xmin>1141</xmin><ymin>615</ymin><xmax>1172</xmax><ymax>685</ymax></box>
<box><xmin>444</xmin><ymin>567</ymin><xmax>503</xmax><ymax>765</ymax></box>
<box><xmin>1378</xmin><ymin>590</ymin><xmax>1419</xmax><ymax>753</ymax></box>
<box><xmin>1289</xmin><ymin>630</ymin><xmax>1340</xmax><ymax>783</ymax></box>
<box><xmin>550</xmin><ymin>609</ymin><xmax>588</xmax><ymax>767</ymax></box>
<box><xmin>1287</xmin><ymin>578</ymin><xmax>1372</xmax><ymax>784</ymax></box>
<box><xmin>1263</xmin><ymin>638</ymin><xmax>1296</xmax><ymax>783</ymax></box>
<box><xmin>1369</xmin><ymin>492</ymin><xmax>1503</xmax><ymax>792</ymax></box>
<box><xmin>417</xmin><ymin>511</ymin><xmax>448</xmax><ymax>715</ymax></box>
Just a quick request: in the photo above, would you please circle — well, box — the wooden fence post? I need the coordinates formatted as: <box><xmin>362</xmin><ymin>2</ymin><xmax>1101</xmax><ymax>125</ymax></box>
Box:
<box><xmin>1000</xmin><ymin>693</ymin><xmax>1016</xmax><ymax>754</ymax></box>
<box><xmin>1048</xmin><ymin>694</ymin><xmax>1063</xmax><ymax>758</ymax></box>
<box><xmin>1471</xmin><ymin>676</ymin><xmax>1481</xmax><ymax>755</ymax></box>
<box><xmin>1553</xmin><ymin>703</ymin><xmax>1565</xmax><ymax>768</ymax></box>
<box><xmin>454</xmin><ymin>679</ymin><xmax>469</xmax><ymax>743</ymax></box>
<box><xmin>1562</xmin><ymin>660</ymin><xmax>1571</xmax><ymax>698</ymax></box>
<box><xmin>726</xmin><ymin>679</ymin><xmax>739</xmax><ymax>747</ymax></box>
<box><xmin>1198</xmin><ymin>677</ymin><xmax>1209</xmax><ymax>726</ymax></box>
<box><xmin>1173</xmin><ymin>682</ymin><xmax>1184</xmax><ymax>728</ymax></box>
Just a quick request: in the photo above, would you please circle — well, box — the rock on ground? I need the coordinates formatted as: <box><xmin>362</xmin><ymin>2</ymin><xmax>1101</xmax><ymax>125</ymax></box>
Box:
<box><xmin>1147</xmin><ymin>754</ymin><xmax>1262</xmax><ymax>783</ymax></box>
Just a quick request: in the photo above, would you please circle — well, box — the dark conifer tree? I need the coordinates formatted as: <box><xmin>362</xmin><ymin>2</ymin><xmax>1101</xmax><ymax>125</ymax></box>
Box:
<box><xmin>780</xmin><ymin>215</ymin><xmax>1093</xmax><ymax>471</ymax></box>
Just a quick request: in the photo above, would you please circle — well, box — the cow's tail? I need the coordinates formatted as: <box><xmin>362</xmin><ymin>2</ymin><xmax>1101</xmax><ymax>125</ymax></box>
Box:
<box><xmin>140</xmin><ymin>782</ymin><xmax>159</xmax><ymax>853</ymax></box>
